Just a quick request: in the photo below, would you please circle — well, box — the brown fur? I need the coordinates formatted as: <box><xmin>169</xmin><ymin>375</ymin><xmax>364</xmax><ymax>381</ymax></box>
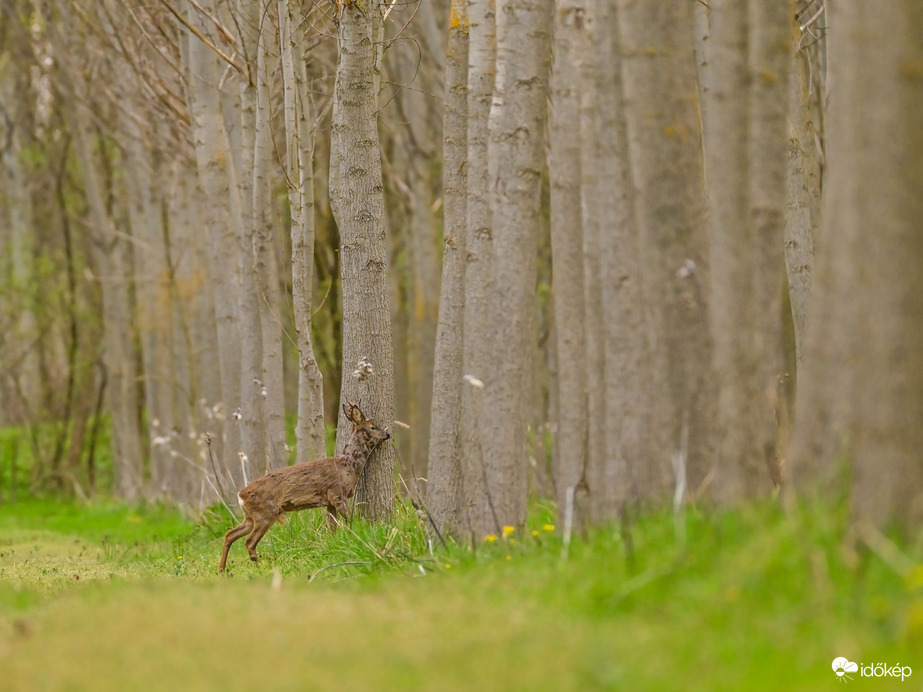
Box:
<box><xmin>218</xmin><ymin>402</ymin><xmax>390</xmax><ymax>572</ymax></box>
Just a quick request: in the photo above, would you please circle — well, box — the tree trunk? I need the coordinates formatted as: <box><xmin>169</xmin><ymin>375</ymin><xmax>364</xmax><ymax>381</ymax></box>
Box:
<box><xmin>616</xmin><ymin>0</ymin><xmax>714</xmax><ymax>505</ymax></box>
<box><xmin>388</xmin><ymin>0</ymin><xmax>443</xmax><ymax>482</ymax></box>
<box><xmin>459</xmin><ymin>0</ymin><xmax>498</xmax><ymax>540</ymax></box>
<box><xmin>792</xmin><ymin>1</ymin><xmax>923</xmax><ymax>532</ymax></box>
<box><xmin>280</xmin><ymin>0</ymin><xmax>326</xmax><ymax>465</ymax></box>
<box><xmin>233</xmin><ymin>0</ymin><xmax>271</xmax><ymax>477</ymax></box>
<box><xmin>122</xmin><ymin>116</ymin><xmax>176</xmax><ymax>499</ymax></box>
<box><xmin>589</xmin><ymin>0</ymin><xmax>647</xmax><ymax>517</ymax></box>
<box><xmin>185</xmin><ymin>8</ymin><xmax>245</xmax><ymax>497</ymax></box>
<box><xmin>250</xmin><ymin>1</ymin><xmax>287</xmax><ymax>468</ymax></box>
<box><xmin>427</xmin><ymin>0</ymin><xmax>469</xmax><ymax>535</ymax></box>
<box><xmin>703</xmin><ymin>0</ymin><xmax>789</xmax><ymax>502</ymax></box>
<box><xmin>330</xmin><ymin>0</ymin><xmax>396</xmax><ymax>520</ymax></box>
<box><xmin>548</xmin><ymin>0</ymin><xmax>587</xmax><ymax>519</ymax></box>
<box><xmin>481</xmin><ymin>0</ymin><xmax>552</xmax><ymax>529</ymax></box>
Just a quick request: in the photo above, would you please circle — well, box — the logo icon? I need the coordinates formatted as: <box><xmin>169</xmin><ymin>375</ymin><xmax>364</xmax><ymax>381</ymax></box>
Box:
<box><xmin>833</xmin><ymin>657</ymin><xmax>859</xmax><ymax>683</ymax></box>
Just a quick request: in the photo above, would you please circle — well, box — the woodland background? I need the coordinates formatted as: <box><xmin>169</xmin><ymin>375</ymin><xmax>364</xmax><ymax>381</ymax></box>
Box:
<box><xmin>1</xmin><ymin>0</ymin><xmax>922</xmax><ymax>543</ymax></box>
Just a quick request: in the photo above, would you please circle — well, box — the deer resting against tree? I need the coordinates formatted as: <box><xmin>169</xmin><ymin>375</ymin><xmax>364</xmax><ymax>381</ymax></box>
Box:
<box><xmin>218</xmin><ymin>401</ymin><xmax>391</xmax><ymax>572</ymax></box>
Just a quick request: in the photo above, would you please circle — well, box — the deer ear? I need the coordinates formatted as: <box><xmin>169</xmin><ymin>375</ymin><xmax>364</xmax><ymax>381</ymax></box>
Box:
<box><xmin>343</xmin><ymin>401</ymin><xmax>364</xmax><ymax>424</ymax></box>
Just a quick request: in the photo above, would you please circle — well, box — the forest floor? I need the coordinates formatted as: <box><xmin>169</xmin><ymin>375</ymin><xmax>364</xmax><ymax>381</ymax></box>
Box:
<box><xmin>0</xmin><ymin>497</ymin><xmax>919</xmax><ymax>691</ymax></box>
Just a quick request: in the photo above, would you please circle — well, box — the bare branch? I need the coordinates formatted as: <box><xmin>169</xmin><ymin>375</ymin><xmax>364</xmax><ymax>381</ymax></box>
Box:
<box><xmin>158</xmin><ymin>0</ymin><xmax>241</xmax><ymax>72</ymax></box>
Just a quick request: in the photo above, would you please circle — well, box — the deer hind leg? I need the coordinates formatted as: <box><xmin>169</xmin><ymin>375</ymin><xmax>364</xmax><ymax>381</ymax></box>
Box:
<box><xmin>243</xmin><ymin>497</ymin><xmax>283</xmax><ymax>563</ymax></box>
<box><xmin>219</xmin><ymin>514</ymin><xmax>254</xmax><ymax>572</ymax></box>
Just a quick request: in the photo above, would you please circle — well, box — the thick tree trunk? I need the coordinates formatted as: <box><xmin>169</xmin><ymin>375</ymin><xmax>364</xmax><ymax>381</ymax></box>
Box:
<box><xmin>482</xmin><ymin>0</ymin><xmax>552</xmax><ymax>529</ymax></box>
<box><xmin>459</xmin><ymin>0</ymin><xmax>498</xmax><ymax>539</ymax></box>
<box><xmin>704</xmin><ymin>0</ymin><xmax>789</xmax><ymax>501</ymax></box>
<box><xmin>427</xmin><ymin>0</ymin><xmax>469</xmax><ymax>536</ymax></box>
<box><xmin>72</xmin><ymin>119</ymin><xmax>145</xmax><ymax>500</ymax></box>
<box><xmin>548</xmin><ymin>0</ymin><xmax>587</xmax><ymax>520</ymax></box>
<box><xmin>280</xmin><ymin>0</ymin><xmax>325</xmax><ymax>465</ymax></box>
<box><xmin>388</xmin><ymin>0</ymin><xmax>443</xmax><ymax>481</ymax></box>
<box><xmin>330</xmin><ymin>0</ymin><xmax>396</xmax><ymax>520</ymax></box>
<box><xmin>123</xmin><ymin>117</ymin><xmax>176</xmax><ymax>499</ymax></box>
<box><xmin>616</xmin><ymin>0</ymin><xmax>714</xmax><ymax>505</ymax></box>
<box><xmin>792</xmin><ymin>1</ymin><xmax>923</xmax><ymax>532</ymax></box>
<box><xmin>250</xmin><ymin>1</ymin><xmax>287</xmax><ymax>468</ymax></box>
<box><xmin>588</xmin><ymin>0</ymin><xmax>647</xmax><ymax>517</ymax></box>
<box><xmin>233</xmin><ymin>0</ymin><xmax>270</xmax><ymax>477</ymax></box>
<box><xmin>185</xmin><ymin>10</ymin><xmax>245</xmax><ymax>497</ymax></box>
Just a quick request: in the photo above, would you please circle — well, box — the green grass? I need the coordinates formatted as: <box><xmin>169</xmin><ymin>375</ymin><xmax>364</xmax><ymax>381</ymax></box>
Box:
<box><xmin>0</xmin><ymin>497</ymin><xmax>920</xmax><ymax>690</ymax></box>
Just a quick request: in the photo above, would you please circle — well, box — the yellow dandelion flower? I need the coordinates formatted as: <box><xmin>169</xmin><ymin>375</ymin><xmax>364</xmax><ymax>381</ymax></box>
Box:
<box><xmin>505</xmin><ymin>555</ymin><xmax>512</xmax><ymax>561</ymax></box>
<box><xmin>532</xmin><ymin>530</ymin><xmax>539</xmax><ymax>537</ymax></box>
<box><xmin>484</xmin><ymin>534</ymin><xmax>498</xmax><ymax>543</ymax></box>
<box><xmin>502</xmin><ymin>525</ymin><xmax>516</xmax><ymax>538</ymax></box>
<box><xmin>445</xmin><ymin>564</ymin><xmax>452</xmax><ymax>569</ymax></box>
<box><xmin>542</xmin><ymin>524</ymin><xmax>555</xmax><ymax>532</ymax></box>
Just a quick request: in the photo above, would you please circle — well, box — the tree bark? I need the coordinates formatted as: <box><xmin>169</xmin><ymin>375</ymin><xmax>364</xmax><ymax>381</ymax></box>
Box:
<box><xmin>427</xmin><ymin>0</ymin><xmax>469</xmax><ymax>536</ymax></box>
<box><xmin>280</xmin><ymin>0</ymin><xmax>325</xmax><ymax>464</ymax></box>
<box><xmin>616</xmin><ymin>0</ymin><xmax>714</xmax><ymax>505</ymax></box>
<box><xmin>482</xmin><ymin>0</ymin><xmax>552</xmax><ymax>528</ymax></box>
<box><xmin>330</xmin><ymin>0</ymin><xmax>396</xmax><ymax>520</ymax></box>
<box><xmin>792</xmin><ymin>0</ymin><xmax>923</xmax><ymax>532</ymax></box>
<box><xmin>459</xmin><ymin>0</ymin><xmax>498</xmax><ymax>539</ymax></box>
<box><xmin>703</xmin><ymin>0</ymin><xmax>789</xmax><ymax>501</ymax></box>
<box><xmin>548</xmin><ymin>0</ymin><xmax>587</xmax><ymax>519</ymax></box>
<box><xmin>185</xmin><ymin>6</ymin><xmax>245</xmax><ymax>497</ymax></box>
<box><xmin>589</xmin><ymin>0</ymin><xmax>646</xmax><ymax>517</ymax></box>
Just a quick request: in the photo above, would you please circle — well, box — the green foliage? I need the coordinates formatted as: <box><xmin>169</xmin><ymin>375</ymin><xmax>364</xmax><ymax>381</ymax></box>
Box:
<box><xmin>0</xmin><ymin>418</ymin><xmax>115</xmax><ymax>500</ymax></box>
<box><xmin>0</xmin><ymin>498</ymin><xmax>919</xmax><ymax>690</ymax></box>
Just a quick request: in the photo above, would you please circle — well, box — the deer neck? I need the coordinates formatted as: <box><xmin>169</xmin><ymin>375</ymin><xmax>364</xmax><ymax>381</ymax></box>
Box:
<box><xmin>342</xmin><ymin>435</ymin><xmax>372</xmax><ymax>473</ymax></box>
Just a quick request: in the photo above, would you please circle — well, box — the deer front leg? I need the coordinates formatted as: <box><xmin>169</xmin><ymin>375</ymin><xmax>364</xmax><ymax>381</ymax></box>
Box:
<box><xmin>326</xmin><ymin>489</ymin><xmax>351</xmax><ymax>531</ymax></box>
<box><xmin>326</xmin><ymin>505</ymin><xmax>339</xmax><ymax>532</ymax></box>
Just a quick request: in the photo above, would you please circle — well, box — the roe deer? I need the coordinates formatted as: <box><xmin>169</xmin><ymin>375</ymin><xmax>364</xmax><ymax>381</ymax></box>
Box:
<box><xmin>218</xmin><ymin>401</ymin><xmax>390</xmax><ymax>572</ymax></box>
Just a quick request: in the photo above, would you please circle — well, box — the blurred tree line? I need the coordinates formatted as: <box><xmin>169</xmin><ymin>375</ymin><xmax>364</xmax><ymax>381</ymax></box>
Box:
<box><xmin>1</xmin><ymin>0</ymin><xmax>921</xmax><ymax>538</ymax></box>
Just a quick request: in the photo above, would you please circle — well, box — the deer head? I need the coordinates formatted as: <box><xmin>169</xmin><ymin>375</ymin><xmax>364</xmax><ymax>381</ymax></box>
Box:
<box><xmin>343</xmin><ymin>400</ymin><xmax>391</xmax><ymax>451</ymax></box>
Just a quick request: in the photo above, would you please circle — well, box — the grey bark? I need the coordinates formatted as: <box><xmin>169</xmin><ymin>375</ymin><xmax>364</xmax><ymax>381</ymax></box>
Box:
<box><xmin>185</xmin><ymin>7</ymin><xmax>245</xmax><ymax>496</ymax></box>
<box><xmin>548</xmin><ymin>0</ymin><xmax>587</xmax><ymax>519</ymax></box>
<box><xmin>792</xmin><ymin>0</ymin><xmax>923</xmax><ymax>531</ymax></box>
<box><xmin>703</xmin><ymin>0</ymin><xmax>788</xmax><ymax>502</ymax></box>
<box><xmin>459</xmin><ymin>0</ymin><xmax>498</xmax><ymax>539</ymax></box>
<box><xmin>280</xmin><ymin>0</ymin><xmax>325</xmax><ymax>465</ymax></box>
<box><xmin>616</xmin><ymin>0</ymin><xmax>714</xmax><ymax>504</ymax></box>
<box><xmin>589</xmin><ymin>0</ymin><xmax>646</xmax><ymax>517</ymax></box>
<box><xmin>234</xmin><ymin>0</ymin><xmax>270</xmax><ymax>477</ymax></box>
<box><xmin>330</xmin><ymin>0</ymin><xmax>396</xmax><ymax>520</ymax></box>
<box><xmin>427</xmin><ymin>0</ymin><xmax>469</xmax><ymax>536</ymax></box>
<box><xmin>483</xmin><ymin>0</ymin><xmax>553</xmax><ymax>528</ymax></box>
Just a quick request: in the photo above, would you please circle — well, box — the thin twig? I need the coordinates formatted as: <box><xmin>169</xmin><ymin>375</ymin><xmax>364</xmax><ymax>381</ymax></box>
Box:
<box><xmin>205</xmin><ymin>433</ymin><xmax>229</xmax><ymax>503</ymax></box>
<box><xmin>158</xmin><ymin>0</ymin><xmax>241</xmax><ymax>72</ymax></box>
<box><xmin>799</xmin><ymin>4</ymin><xmax>825</xmax><ymax>32</ymax></box>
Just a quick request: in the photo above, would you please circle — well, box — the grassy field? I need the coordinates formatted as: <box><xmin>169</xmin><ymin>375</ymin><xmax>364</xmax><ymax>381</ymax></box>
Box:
<box><xmin>0</xmin><ymin>497</ymin><xmax>920</xmax><ymax>691</ymax></box>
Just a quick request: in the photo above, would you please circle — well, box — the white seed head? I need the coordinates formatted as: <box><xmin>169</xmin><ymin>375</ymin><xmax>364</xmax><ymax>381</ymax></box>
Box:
<box><xmin>676</xmin><ymin>259</ymin><xmax>696</xmax><ymax>279</ymax></box>
<box><xmin>463</xmin><ymin>374</ymin><xmax>485</xmax><ymax>389</ymax></box>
